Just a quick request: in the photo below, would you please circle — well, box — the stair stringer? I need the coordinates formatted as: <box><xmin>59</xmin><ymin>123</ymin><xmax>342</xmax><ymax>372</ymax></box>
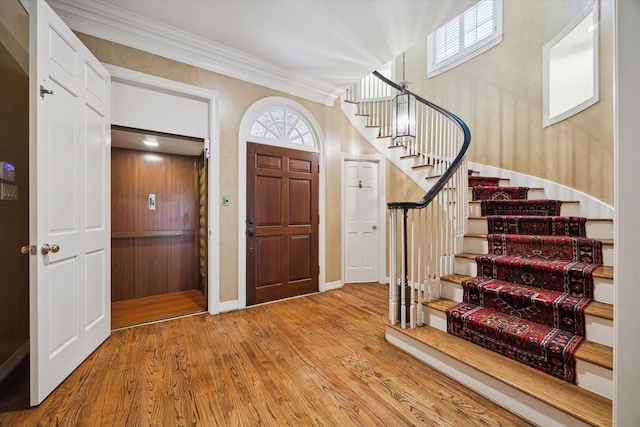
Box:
<box><xmin>341</xmin><ymin>98</ymin><xmax>437</xmax><ymax>194</ymax></box>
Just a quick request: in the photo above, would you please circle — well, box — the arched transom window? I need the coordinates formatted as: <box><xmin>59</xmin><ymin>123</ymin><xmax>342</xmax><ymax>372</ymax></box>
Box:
<box><xmin>250</xmin><ymin>107</ymin><xmax>316</xmax><ymax>147</ymax></box>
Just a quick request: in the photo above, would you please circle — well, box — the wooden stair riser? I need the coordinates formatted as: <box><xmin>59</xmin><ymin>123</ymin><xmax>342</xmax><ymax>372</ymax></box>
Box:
<box><xmin>453</xmin><ymin>257</ymin><xmax>613</xmax><ymax>305</ymax></box>
<box><xmin>463</xmin><ymin>235</ymin><xmax>614</xmax><ymax>267</ymax></box>
<box><xmin>420</xmin><ymin>304</ymin><xmax>612</xmax><ymax>399</ymax></box>
<box><xmin>468</xmin><ymin>187</ymin><xmax>543</xmax><ymax>200</ymax></box>
<box><xmin>440</xmin><ymin>277</ymin><xmax>613</xmax><ymax>347</ymax></box>
<box><xmin>467</xmin><ymin>217</ymin><xmax>613</xmax><ymax>239</ymax></box>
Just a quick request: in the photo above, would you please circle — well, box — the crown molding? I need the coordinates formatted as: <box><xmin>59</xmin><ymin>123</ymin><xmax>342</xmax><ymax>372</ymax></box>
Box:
<box><xmin>48</xmin><ymin>0</ymin><xmax>343</xmax><ymax>106</ymax></box>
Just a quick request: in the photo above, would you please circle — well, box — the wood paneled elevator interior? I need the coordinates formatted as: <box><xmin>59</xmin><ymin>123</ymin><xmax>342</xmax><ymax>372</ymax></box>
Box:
<box><xmin>110</xmin><ymin>129</ymin><xmax>207</xmax><ymax>328</ymax></box>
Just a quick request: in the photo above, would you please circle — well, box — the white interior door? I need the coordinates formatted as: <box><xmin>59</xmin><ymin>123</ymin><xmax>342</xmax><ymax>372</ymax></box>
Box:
<box><xmin>29</xmin><ymin>0</ymin><xmax>111</xmax><ymax>406</ymax></box>
<box><xmin>344</xmin><ymin>161</ymin><xmax>379</xmax><ymax>283</ymax></box>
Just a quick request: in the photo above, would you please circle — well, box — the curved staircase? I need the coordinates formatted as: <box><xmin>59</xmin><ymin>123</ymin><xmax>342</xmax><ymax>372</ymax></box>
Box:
<box><xmin>387</xmin><ymin>172</ymin><xmax>613</xmax><ymax>427</ymax></box>
<box><xmin>342</xmin><ymin>71</ymin><xmax>613</xmax><ymax>426</ymax></box>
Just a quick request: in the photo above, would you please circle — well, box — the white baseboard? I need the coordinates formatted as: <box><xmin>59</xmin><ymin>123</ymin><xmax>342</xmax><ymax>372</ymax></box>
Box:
<box><xmin>0</xmin><ymin>340</ymin><xmax>29</xmax><ymax>384</ymax></box>
<box><xmin>218</xmin><ymin>300</ymin><xmax>238</xmax><ymax>313</ymax></box>
<box><xmin>469</xmin><ymin>163</ymin><xmax>613</xmax><ymax>218</ymax></box>
<box><xmin>322</xmin><ymin>280</ymin><xmax>343</xmax><ymax>291</ymax></box>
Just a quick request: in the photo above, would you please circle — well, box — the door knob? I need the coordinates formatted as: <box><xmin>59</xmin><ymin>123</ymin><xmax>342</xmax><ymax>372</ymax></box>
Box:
<box><xmin>21</xmin><ymin>245</ymin><xmax>30</xmax><ymax>255</ymax></box>
<box><xmin>41</xmin><ymin>243</ymin><xmax>60</xmax><ymax>255</ymax></box>
<box><xmin>247</xmin><ymin>228</ymin><xmax>255</xmax><ymax>237</ymax></box>
<box><xmin>372</xmin><ymin>225</ymin><xmax>378</xmax><ymax>230</ymax></box>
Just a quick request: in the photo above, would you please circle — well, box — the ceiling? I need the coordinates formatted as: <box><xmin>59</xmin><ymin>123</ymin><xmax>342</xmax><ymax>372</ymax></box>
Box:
<box><xmin>52</xmin><ymin>0</ymin><xmax>476</xmax><ymax>155</ymax></box>
<box><xmin>56</xmin><ymin>0</ymin><xmax>475</xmax><ymax>90</ymax></box>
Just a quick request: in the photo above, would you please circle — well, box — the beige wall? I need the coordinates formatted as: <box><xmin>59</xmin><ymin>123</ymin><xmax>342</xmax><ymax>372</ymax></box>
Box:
<box><xmin>79</xmin><ymin>34</ymin><xmax>406</xmax><ymax>301</ymax></box>
<box><xmin>403</xmin><ymin>0</ymin><xmax>613</xmax><ymax>205</ymax></box>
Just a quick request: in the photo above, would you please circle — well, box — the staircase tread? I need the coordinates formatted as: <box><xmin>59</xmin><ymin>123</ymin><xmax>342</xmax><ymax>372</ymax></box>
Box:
<box><xmin>468</xmin><ymin>215</ymin><xmax>612</xmax><ymax>221</ymax></box>
<box><xmin>464</xmin><ymin>233</ymin><xmax>613</xmax><ymax>245</ymax></box>
<box><xmin>469</xmin><ymin>199</ymin><xmax>580</xmax><ymax>204</ymax></box>
<box><xmin>586</xmin><ymin>301</ymin><xmax>614</xmax><ymax>320</ymax></box>
<box><xmin>412</xmin><ymin>164</ymin><xmax>434</xmax><ymax>169</ymax></box>
<box><xmin>469</xmin><ymin>186</ymin><xmax>544</xmax><ymax>190</ymax></box>
<box><xmin>441</xmin><ymin>273</ymin><xmax>614</xmax><ymax>321</ymax></box>
<box><xmin>386</xmin><ymin>321</ymin><xmax>612</xmax><ymax>427</ymax></box>
<box><xmin>593</xmin><ymin>265</ymin><xmax>613</xmax><ymax>279</ymax></box>
<box><xmin>577</xmin><ymin>341</ymin><xmax>614</xmax><ymax>370</ymax></box>
<box><xmin>457</xmin><ymin>251</ymin><xmax>615</xmax><ymax>277</ymax></box>
<box><xmin>424</xmin><ymin>297</ymin><xmax>613</xmax><ymax>371</ymax></box>
<box><xmin>400</xmin><ymin>154</ymin><xmax>420</xmax><ymax>159</ymax></box>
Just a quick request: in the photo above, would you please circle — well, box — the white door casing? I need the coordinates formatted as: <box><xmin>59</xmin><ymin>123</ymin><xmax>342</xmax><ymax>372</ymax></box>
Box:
<box><xmin>342</xmin><ymin>156</ymin><xmax>385</xmax><ymax>284</ymax></box>
<box><xmin>29</xmin><ymin>0</ymin><xmax>111</xmax><ymax>405</ymax></box>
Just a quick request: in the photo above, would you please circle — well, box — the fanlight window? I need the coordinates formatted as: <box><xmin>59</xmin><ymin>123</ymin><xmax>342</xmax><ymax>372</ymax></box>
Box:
<box><xmin>250</xmin><ymin>107</ymin><xmax>316</xmax><ymax>147</ymax></box>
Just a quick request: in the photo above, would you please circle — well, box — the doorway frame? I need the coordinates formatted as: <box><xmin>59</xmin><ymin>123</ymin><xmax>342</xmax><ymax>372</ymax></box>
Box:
<box><xmin>237</xmin><ymin>97</ymin><xmax>326</xmax><ymax>309</ymax></box>
<box><xmin>104</xmin><ymin>64</ymin><xmax>221</xmax><ymax>314</ymax></box>
<box><xmin>341</xmin><ymin>153</ymin><xmax>386</xmax><ymax>285</ymax></box>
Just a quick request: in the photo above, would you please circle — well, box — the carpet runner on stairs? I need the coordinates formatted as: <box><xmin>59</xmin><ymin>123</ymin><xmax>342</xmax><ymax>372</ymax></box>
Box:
<box><xmin>486</xmin><ymin>215</ymin><xmax>587</xmax><ymax>237</ymax></box>
<box><xmin>446</xmin><ymin>177</ymin><xmax>603</xmax><ymax>383</ymax></box>
<box><xmin>472</xmin><ymin>186</ymin><xmax>528</xmax><ymax>201</ymax></box>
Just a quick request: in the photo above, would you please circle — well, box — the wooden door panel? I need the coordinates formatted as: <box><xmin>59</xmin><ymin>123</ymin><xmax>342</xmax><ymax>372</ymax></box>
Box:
<box><xmin>289</xmin><ymin>157</ymin><xmax>312</xmax><ymax>173</ymax></box>
<box><xmin>289</xmin><ymin>179</ymin><xmax>311</xmax><ymax>225</ymax></box>
<box><xmin>247</xmin><ymin>143</ymin><xmax>318</xmax><ymax>305</ymax></box>
<box><xmin>289</xmin><ymin>234</ymin><xmax>312</xmax><ymax>281</ymax></box>
<box><xmin>256</xmin><ymin>175</ymin><xmax>283</xmax><ymax>226</ymax></box>
<box><xmin>256</xmin><ymin>153</ymin><xmax>283</xmax><ymax>170</ymax></box>
<box><xmin>255</xmin><ymin>236</ymin><xmax>283</xmax><ymax>287</ymax></box>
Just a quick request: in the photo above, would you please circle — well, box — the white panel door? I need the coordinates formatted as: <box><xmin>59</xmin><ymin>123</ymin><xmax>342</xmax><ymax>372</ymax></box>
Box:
<box><xmin>30</xmin><ymin>0</ymin><xmax>111</xmax><ymax>406</ymax></box>
<box><xmin>344</xmin><ymin>161</ymin><xmax>379</xmax><ymax>283</ymax></box>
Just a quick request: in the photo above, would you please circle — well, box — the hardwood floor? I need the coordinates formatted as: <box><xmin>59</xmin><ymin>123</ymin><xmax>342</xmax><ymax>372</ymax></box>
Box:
<box><xmin>111</xmin><ymin>289</ymin><xmax>206</xmax><ymax>329</ymax></box>
<box><xmin>0</xmin><ymin>283</ymin><xmax>534</xmax><ymax>426</ymax></box>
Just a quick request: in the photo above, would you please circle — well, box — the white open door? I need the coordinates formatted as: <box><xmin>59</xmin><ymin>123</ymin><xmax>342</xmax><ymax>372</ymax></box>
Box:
<box><xmin>29</xmin><ymin>0</ymin><xmax>111</xmax><ymax>405</ymax></box>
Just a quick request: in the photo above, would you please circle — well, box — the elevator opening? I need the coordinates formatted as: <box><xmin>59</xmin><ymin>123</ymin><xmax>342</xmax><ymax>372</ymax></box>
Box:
<box><xmin>110</xmin><ymin>126</ymin><xmax>207</xmax><ymax>328</ymax></box>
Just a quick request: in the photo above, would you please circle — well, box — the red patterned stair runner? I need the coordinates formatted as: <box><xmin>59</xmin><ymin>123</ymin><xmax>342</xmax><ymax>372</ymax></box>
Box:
<box><xmin>468</xmin><ymin>176</ymin><xmax>500</xmax><ymax>187</ymax></box>
<box><xmin>486</xmin><ymin>215</ymin><xmax>586</xmax><ymax>236</ymax></box>
<box><xmin>472</xmin><ymin>186</ymin><xmax>529</xmax><ymax>201</ymax></box>
<box><xmin>446</xmin><ymin>177</ymin><xmax>602</xmax><ymax>383</ymax></box>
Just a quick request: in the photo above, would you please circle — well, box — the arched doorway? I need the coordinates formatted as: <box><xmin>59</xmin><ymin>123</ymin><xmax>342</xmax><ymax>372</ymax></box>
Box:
<box><xmin>238</xmin><ymin>97</ymin><xmax>325</xmax><ymax>307</ymax></box>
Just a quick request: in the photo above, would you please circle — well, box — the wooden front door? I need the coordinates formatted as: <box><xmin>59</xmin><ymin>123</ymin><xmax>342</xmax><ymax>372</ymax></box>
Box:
<box><xmin>246</xmin><ymin>143</ymin><xmax>319</xmax><ymax>305</ymax></box>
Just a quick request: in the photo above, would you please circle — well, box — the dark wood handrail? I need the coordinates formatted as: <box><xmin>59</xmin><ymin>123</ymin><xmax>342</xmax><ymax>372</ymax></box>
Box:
<box><xmin>372</xmin><ymin>71</ymin><xmax>471</xmax><ymax>210</ymax></box>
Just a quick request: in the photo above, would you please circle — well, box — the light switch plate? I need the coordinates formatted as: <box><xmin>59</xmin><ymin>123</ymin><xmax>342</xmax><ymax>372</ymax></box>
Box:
<box><xmin>0</xmin><ymin>183</ymin><xmax>18</xmax><ymax>201</ymax></box>
<box><xmin>148</xmin><ymin>193</ymin><xmax>156</xmax><ymax>210</ymax></box>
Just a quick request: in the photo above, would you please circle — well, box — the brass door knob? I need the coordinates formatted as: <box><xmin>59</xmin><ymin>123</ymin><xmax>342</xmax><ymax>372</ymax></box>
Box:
<box><xmin>21</xmin><ymin>245</ymin><xmax>30</xmax><ymax>255</ymax></box>
<box><xmin>372</xmin><ymin>225</ymin><xmax>378</xmax><ymax>230</ymax></box>
<box><xmin>41</xmin><ymin>244</ymin><xmax>60</xmax><ymax>255</ymax></box>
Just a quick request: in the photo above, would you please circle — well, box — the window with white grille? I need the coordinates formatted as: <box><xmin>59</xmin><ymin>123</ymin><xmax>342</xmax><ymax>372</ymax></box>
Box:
<box><xmin>427</xmin><ymin>0</ymin><xmax>502</xmax><ymax>78</ymax></box>
<box><xmin>250</xmin><ymin>107</ymin><xmax>316</xmax><ymax>147</ymax></box>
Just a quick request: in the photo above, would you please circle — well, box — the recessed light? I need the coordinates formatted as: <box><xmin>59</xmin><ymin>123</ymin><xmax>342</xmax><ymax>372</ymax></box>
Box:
<box><xmin>143</xmin><ymin>140</ymin><xmax>159</xmax><ymax>147</ymax></box>
<box><xmin>143</xmin><ymin>154</ymin><xmax>163</xmax><ymax>162</ymax></box>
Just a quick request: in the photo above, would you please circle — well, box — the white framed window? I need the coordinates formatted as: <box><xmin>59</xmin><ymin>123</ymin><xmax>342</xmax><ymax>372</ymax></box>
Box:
<box><xmin>427</xmin><ymin>0</ymin><xmax>503</xmax><ymax>78</ymax></box>
<box><xmin>250</xmin><ymin>107</ymin><xmax>316</xmax><ymax>148</ymax></box>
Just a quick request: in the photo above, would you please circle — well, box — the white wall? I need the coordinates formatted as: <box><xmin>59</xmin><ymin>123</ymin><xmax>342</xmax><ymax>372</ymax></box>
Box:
<box><xmin>111</xmin><ymin>80</ymin><xmax>209</xmax><ymax>138</ymax></box>
<box><xmin>614</xmin><ymin>1</ymin><xmax>640</xmax><ymax>425</ymax></box>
